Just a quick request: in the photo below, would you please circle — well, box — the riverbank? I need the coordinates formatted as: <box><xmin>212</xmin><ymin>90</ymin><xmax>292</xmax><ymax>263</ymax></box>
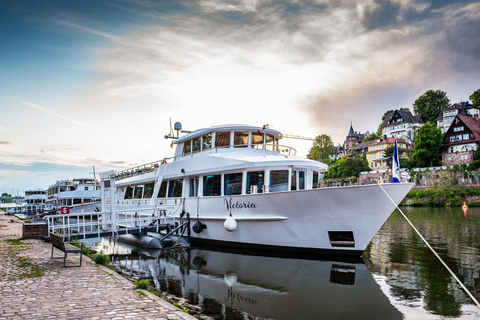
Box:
<box><xmin>0</xmin><ymin>210</ymin><xmax>197</xmax><ymax>320</ymax></box>
<box><xmin>401</xmin><ymin>185</ymin><xmax>480</xmax><ymax>207</ymax></box>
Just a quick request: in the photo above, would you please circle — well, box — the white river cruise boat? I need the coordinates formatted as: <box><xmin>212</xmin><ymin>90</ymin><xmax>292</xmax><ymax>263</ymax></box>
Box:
<box><xmin>46</xmin><ymin>178</ymin><xmax>101</xmax><ymax>213</ymax></box>
<box><xmin>24</xmin><ymin>189</ymin><xmax>46</xmax><ymax>214</ymax></box>
<box><xmin>102</xmin><ymin>124</ymin><xmax>413</xmax><ymax>255</ymax></box>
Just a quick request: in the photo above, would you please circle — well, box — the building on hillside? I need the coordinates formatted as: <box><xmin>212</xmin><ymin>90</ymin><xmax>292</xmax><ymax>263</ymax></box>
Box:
<box><xmin>437</xmin><ymin>101</ymin><xmax>479</xmax><ymax>133</ymax></box>
<box><xmin>351</xmin><ymin>140</ymin><xmax>374</xmax><ymax>155</ymax></box>
<box><xmin>442</xmin><ymin>114</ymin><xmax>480</xmax><ymax>165</ymax></box>
<box><xmin>381</xmin><ymin>109</ymin><xmax>424</xmax><ymax>144</ymax></box>
<box><xmin>366</xmin><ymin>137</ymin><xmax>411</xmax><ymax>170</ymax></box>
<box><xmin>329</xmin><ymin>145</ymin><xmax>345</xmax><ymax>160</ymax></box>
<box><xmin>345</xmin><ymin>123</ymin><xmax>370</xmax><ymax>155</ymax></box>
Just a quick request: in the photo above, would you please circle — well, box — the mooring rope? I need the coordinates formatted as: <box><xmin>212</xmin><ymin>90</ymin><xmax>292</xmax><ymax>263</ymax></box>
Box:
<box><xmin>378</xmin><ymin>184</ymin><xmax>480</xmax><ymax>308</ymax></box>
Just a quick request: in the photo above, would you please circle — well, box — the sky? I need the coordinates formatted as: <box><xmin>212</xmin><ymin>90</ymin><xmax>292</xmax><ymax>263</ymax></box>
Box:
<box><xmin>1</xmin><ymin>0</ymin><xmax>479</xmax><ymax>196</ymax></box>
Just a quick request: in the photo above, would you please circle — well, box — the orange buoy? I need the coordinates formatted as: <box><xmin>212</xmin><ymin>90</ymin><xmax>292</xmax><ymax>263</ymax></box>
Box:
<box><xmin>462</xmin><ymin>202</ymin><xmax>468</xmax><ymax>218</ymax></box>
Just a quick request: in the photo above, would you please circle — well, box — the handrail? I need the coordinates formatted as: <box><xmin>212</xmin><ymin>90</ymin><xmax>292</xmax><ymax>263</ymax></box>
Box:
<box><xmin>111</xmin><ymin>143</ymin><xmax>297</xmax><ymax>181</ymax></box>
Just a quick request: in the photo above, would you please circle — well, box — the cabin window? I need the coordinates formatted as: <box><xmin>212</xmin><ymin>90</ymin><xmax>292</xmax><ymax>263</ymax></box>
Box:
<box><xmin>192</xmin><ymin>137</ymin><xmax>201</xmax><ymax>153</ymax></box>
<box><xmin>183</xmin><ymin>141</ymin><xmax>192</xmax><ymax>154</ymax></box>
<box><xmin>216</xmin><ymin>132</ymin><xmax>230</xmax><ymax>148</ymax></box>
<box><xmin>189</xmin><ymin>177</ymin><xmax>199</xmax><ymax>197</ymax></box>
<box><xmin>202</xmin><ymin>134</ymin><xmax>212</xmax><ymax>150</ymax></box>
<box><xmin>266</xmin><ymin>134</ymin><xmax>275</xmax><ymax>150</ymax></box>
<box><xmin>134</xmin><ymin>186</ymin><xmax>143</xmax><ymax>199</ymax></box>
<box><xmin>203</xmin><ymin>175</ymin><xmax>221</xmax><ymax>196</ymax></box>
<box><xmin>157</xmin><ymin>181</ymin><xmax>167</xmax><ymax>198</ymax></box>
<box><xmin>313</xmin><ymin>171</ymin><xmax>319</xmax><ymax>188</ymax></box>
<box><xmin>270</xmin><ymin>170</ymin><xmax>288</xmax><ymax>192</ymax></box>
<box><xmin>73</xmin><ymin>198</ymin><xmax>82</xmax><ymax>205</ymax></box>
<box><xmin>299</xmin><ymin>171</ymin><xmax>305</xmax><ymax>190</ymax></box>
<box><xmin>125</xmin><ymin>186</ymin><xmax>133</xmax><ymax>199</ymax></box>
<box><xmin>291</xmin><ymin>171</ymin><xmax>297</xmax><ymax>191</ymax></box>
<box><xmin>143</xmin><ymin>183</ymin><xmax>154</xmax><ymax>198</ymax></box>
<box><xmin>168</xmin><ymin>179</ymin><xmax>183</xmax><ymax>197</ymax></box>
<box><xmin>247</xmin><ymin>171</ymin><xmax>264</xmax><ymax>194</ymax></box>
<box><xmin>234</xmin><ymin>132</ymin><xmax>249</xmax><ymax>148</ymax></box>
<box><xmin>225</xmin><ymin>173</ymin><xmax>243</xmax><ymax>195</ymax></box>
<box><xmin>251</xmin><ymin>132</ymin><xmax>264</xmax><ymax>146</ymax></box>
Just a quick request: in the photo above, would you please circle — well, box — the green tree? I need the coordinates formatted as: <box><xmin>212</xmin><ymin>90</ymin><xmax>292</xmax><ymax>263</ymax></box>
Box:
<box><xmin>470</xmin><ymin>89</ymin><xmax>480</xmax><ymax>108</ymax></box>
<box><xmin>307</xmin><ymin>134</ymin><xmax>334</xmax><ymax>162</ymax></box>
<box><xmin>383</xmin><ymin>145</ymin><xmax>395</xmax><ymax>167</ymax></box>
<box><xmin>410</xmin><ymin>124</ymin><xmax>443</xmax><ymax>167</ymax></box>
<box><xmin>363</xmin><ymin>132</ymin><xmax>381</xmax><ymax>142</ymax></box>
<box><xmin>412</xmin><ymin>90</ymin><xmax>450</xmax><ymax>123</ymax></box>
<box><xmin>324</xmin><ymin>154</ymin><xmax>370</xmax><ymax>180</ymax></box>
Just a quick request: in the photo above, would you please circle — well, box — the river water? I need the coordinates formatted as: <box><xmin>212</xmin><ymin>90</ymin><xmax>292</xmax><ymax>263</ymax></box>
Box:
<box><xmin>89</xmin><ymin>207</ymin><xmax>480</xmax><ymax>319</ymax></box>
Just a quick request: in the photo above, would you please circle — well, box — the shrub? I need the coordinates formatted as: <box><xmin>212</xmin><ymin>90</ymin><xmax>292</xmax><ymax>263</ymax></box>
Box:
<box><xmin>133</xmin><ymin>280</ymin><xmax>150</xmax><ymax>290</ymax></box>
<box><xmin>92</xmin><ymin>251</ymin><xmax>110</xmax><ymax>267</ymax></box>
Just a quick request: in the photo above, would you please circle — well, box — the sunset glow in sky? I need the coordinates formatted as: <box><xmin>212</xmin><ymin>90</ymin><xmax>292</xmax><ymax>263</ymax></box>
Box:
<box><xmin>1</xmin><ymin>0</ymin><xmax>479</xmax><ymax>195</ymax></box>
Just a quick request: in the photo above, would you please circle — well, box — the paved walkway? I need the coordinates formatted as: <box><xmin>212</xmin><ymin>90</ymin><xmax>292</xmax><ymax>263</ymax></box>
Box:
<box><xmin>0</xmin><ymin>211</ymin><xmax>197</xmax><ymax>320</ymax></box>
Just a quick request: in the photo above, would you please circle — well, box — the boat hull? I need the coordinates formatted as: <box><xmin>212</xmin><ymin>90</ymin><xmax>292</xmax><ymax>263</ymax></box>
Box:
<box><xmin>183</xmin><ymin>183</ymin><xmax>413</xmax><ymax>255</ymax></box>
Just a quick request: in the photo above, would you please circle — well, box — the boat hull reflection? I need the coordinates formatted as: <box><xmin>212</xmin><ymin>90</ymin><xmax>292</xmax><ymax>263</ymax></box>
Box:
<box><xmin>112</xmin><ymin>246</ymin><xmax>402</xmax><ymax>320</ymax></box>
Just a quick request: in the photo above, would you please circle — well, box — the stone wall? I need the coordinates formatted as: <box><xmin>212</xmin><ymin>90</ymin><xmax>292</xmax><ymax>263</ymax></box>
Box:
<box><xmin>442</xmin><ymin>151</ymin><xmax>475</xmax><ymax>166</ymax></box>
<box><xmin>22</xmin><ymin>223</ymin><xmax>48</xmax><ymax>239</ymax></box>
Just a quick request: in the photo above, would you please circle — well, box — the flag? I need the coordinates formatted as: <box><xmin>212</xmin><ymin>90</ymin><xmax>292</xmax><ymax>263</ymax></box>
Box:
<box><xmin>170</xmin><ymin>141</ymin><xmax>174</xmax><ymax>148</ymax></box>
<box><xmin>392</xmin><ymin>138</ymin><xmax>400</xmax><ymax>183</ymax></box>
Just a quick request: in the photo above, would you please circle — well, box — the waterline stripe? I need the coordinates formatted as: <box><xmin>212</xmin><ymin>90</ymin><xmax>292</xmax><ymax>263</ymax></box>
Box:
<box><xmin>378</xmin><ymin>184</ymin><xmax>480</xmax><ymax>308</ymax></box>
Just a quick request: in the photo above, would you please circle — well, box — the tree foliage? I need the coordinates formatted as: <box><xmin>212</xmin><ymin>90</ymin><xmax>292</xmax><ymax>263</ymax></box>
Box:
<box><xmin>363</xmin><ymin>132</ymin><xmax>381</xmax><ymax>142</ymax></box>
<box><xmin>323</xmin><ymin>155</ymin><xmax>370</xmax><ymax>180</ymax></box>
<box><xmin>410</xmin><ymin>124</ymin><xmax>443</xmax><ymax>167</ymax></box>
<box><xmin>412</xmin><ymin>90</ymin><xmax>450</xmax><ymax>123</ymax></box>
<box><xmin>383</xmin><ymin>145</ymin><xmax>395</xmax><ymax>167</ymax></box>
<box><xmin>470</xmin><ymin>89</ymin><xmax>480</xmax><ymax>108</ymax></box>
<box><xmin>307</xmin><ymin>134</ymin><xmax>334</xmax><ymax>161</ymax></box>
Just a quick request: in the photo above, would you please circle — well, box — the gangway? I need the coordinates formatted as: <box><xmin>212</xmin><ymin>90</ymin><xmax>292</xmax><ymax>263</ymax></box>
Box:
<box><xmin>44</xmin><ymin>205</ymin><xmax>188</xmax><ymax>241</ymax></box>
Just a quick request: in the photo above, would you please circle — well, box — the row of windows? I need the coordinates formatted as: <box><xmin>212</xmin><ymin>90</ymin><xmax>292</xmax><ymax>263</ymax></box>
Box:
<box><xmin>123</xmin><ymin>170</ymin><xmax>320</xmax><ymax>199</ymax></box>
<box><xmin>449</xmin><ymin>134</ymin><xmax>470</xmax><ymax>142</ymax></box>
<box><xmin>183</xmin><ymin>131</ymin><xmax>276</xmax><ymax>155</ymax></box>
<box><xmin>453</xmin><ymin>126</ymin><xmax>465</xmax><ymax>132</ymax></box>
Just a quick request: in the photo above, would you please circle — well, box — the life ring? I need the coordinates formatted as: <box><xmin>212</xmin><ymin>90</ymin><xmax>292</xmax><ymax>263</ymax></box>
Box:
<box><xmin>161</xmin><ymin>160</ymin><xmax>167</xmax><ymax>165</ymax></box>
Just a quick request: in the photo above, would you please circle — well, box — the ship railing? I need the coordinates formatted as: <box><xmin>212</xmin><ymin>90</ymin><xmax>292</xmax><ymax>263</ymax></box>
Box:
<box><xmin>111</xmin><ymin>143</ymin><xmax>297</xmax><ymax>181</ymax></box>
<box><xmin>44</xmin><ymin>204</ymin><xmax>183</xmax><ymax>240</ymax></box>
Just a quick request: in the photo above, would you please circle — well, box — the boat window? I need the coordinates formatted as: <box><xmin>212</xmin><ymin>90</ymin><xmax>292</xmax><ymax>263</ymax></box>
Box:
<box><xmin>134</xmin><ymin>186</ymin><xmax>143</xmax><ymax>199</ymax></box>
<box><xmin>266</xmin><ymin>134</ymin><xmax>275</xmax><ymax>151</ymax></box>
<box><xmin>157</xmin><ymin>181</ymin><xmax>167</xmax><ymax>198</ymax></box>
<box><xmin>143</xmin><ymin>183</ymin><xmax>154</xmax><ymax>198</ymax></box>
<box><xmin>247</xmin><ymin>171</ymin><xmax>264</xmax><ymax>194</ymax></box>
<box><xmin>270</xmin><ymin>170</ymin><xmax>288</xmax><ymax>192</ymax></box>
<box><xmin>234</xmin><ymin>132</ymin><xmax>249</xmax><ymax>148</ymax></box>
<box><xmin>291</xmin><ymin>171</ymin><xmax>297</xmax><ymax>191</ymax></box>
<box><xmin>73</xmin><ymin>198</ymin><xmax>82</xmax><ymax>205</ymax></box>
<box><xmin>168</xmin><ymin>179</ymin><xmax>183</xmax><ymax>197</ymax></box>
<box><xmin>313</xmin><ymin>171</ymin><xmax>319</xmax><ymax>188</ymax></box>
<box><xmin>299</xmin><ymin>171</ymin><xmax>305</xmax><ymax>190</ymax></box>
<box><xmin>203</xmin><ymin>175</ymin><xmax>221</xmax><ymax>196</ymax></box>
<box><xmin>60</xmin><ymin>186</ymin><xmax>66</xmax><ymax>192</ymax></box>
<box><xmin>215</xmin><ymin>132</ymin><xmax>230</xmax><ymax>148</ymax></box>
<box><xmin>251</xmin><ymin>132</ymin><xmax>264</xmax><ymax>146</ymax></box>
<box><xmin>189</xmin><ymin>177</ymin><xmax>199</xmax><ymax>197</ymax></box>
<box><xmin>225</xmin><ymin>173</ymin><xmax>243</xmax><ymax>195</ymax></box>
<box><xmin>192</xmin><ymin>137</ymin><xmax>201</xmax><ymax>153</ymax></box>
<box><xmin>125</xmin><ymin>186</ymin><xmax>133</xmax><ymax>199</ymax></box>
<box><xmin>183</xmin><ymin>141</ymin><xmax>192</xmax><ymax>155</ymax></box>
<box><xmin>202</xmin><ymin>134</ymin><xmax>212</xmax><ymax>150</ymax></box>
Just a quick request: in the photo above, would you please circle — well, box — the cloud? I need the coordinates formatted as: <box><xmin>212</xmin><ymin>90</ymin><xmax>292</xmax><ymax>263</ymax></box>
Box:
<box><xmin>0</xmin><ymin>141</ymin><xmax>12</xmax><ymax>145</ymax></box>
<box><xmin>19</xmin><ymin>100</ymin><xmax>87</xmax><ymax>126</ymax></box>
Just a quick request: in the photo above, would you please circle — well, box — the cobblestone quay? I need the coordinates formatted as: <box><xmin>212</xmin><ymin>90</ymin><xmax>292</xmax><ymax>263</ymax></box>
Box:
<box><xmin>0</xmin><ymin>211</ymin><xmax>196</xmax><ymax>320</ymax></box>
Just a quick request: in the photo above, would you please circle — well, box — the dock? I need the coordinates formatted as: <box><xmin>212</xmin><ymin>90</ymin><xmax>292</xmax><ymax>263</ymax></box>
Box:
<box><xmin>0</xmin><ymin>210</ymin><xmax>196</xmax><ymax>320</ymax></box>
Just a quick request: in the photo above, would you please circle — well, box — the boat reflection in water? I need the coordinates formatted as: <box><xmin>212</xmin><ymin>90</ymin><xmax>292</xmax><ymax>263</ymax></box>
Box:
<box><xmin>110</xmin><ymin>244</ymin><xmax>402</xmax><ymax>320</ymax></box>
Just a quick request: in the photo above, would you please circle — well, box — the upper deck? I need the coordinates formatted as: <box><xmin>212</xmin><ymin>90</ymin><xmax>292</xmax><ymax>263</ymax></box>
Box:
<box><xmin>174</xmin><ymin>124</ymin><xmax>291</xmax><ymax>159</ymax></box>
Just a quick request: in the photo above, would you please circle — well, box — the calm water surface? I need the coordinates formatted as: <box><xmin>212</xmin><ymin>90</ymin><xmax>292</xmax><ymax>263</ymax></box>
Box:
<box><xmin>89</xmin><ymin>207</ymin><xmax>480</xmax><ymax>319</ymax></box>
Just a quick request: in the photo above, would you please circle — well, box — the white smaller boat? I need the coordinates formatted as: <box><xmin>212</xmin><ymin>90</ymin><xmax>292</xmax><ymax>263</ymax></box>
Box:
<box><xmin>24</xmin><ymin>189</ymin><xmax>46</xmax><ymax>214</ymax></box>
<box><xmin>45</xmin><ymin>178</ymin><xmax>101</xmax><ymax>213</ymax></box>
